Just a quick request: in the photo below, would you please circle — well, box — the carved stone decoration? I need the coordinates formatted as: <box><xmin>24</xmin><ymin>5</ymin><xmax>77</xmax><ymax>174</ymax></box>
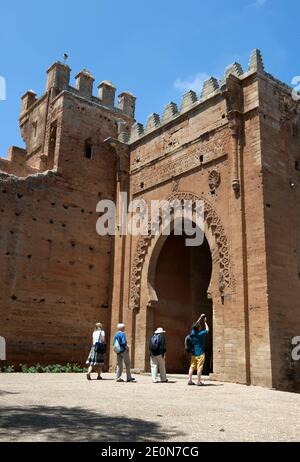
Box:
<box><xmin>228</xmin><ymin>113</ymin><xmax>242</xmax><ymax>195</ymax></box>
<box><xmin>172</xmin><ymin>178</ymin><xmax>180</xmax><ymax>192</ymax></box>
<box><xmin>129</xmin><ymin>191</ymin><xmax>235</xmax><ymax>310</ymax></box>
<box><xmin>232</xmin><ymin>179</ymin><xmax>240</xmax><ymax>193</ymax></box>
<box><xmin>208</xmin><ymin>170</ymin><xmax>221</xmax><ymax>193</ymax></box>
<box><xmin>163</xmin><ymin>130</ymin><xmax>181</xmax><ymax>152</ymax></box>
<box><xmin>194</xmin><ymin>130</ymin><xmax>228</xmax><ymax>165</ymax></box>
<box><xmin>131</xmin><ymin>128</ymin><xmax>228</xmax><ymax>194</ymax></box>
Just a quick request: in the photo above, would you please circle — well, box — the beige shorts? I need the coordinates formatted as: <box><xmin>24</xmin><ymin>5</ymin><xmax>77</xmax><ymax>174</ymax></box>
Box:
<box><xmin>190</xmin><ymin>354</ymin><xmax>205</xmax><ymax>371</ymax></box>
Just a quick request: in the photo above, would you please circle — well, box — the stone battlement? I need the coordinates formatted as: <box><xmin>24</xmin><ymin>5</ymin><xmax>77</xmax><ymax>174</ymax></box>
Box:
<box><xmin>129</xmin><ymin>48</ymin><xmax>298</xmax><ymax>144</ymax></box>
<box><xmin>21</xmin><ymin>61</ymin><xmax>136</xmax><ymax>120</ymax></box>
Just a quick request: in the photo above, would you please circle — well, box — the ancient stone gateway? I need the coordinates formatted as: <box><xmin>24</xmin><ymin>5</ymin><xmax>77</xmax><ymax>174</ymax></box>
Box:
<box><xmin>0</xmin><ymin>50</ymin><xmax>300</xmax><ymax>391</ymax></box>
<box><xmin>127</xmin><ymin>192</ymin><xmax>235</xmax><ymax>378</ymax></box>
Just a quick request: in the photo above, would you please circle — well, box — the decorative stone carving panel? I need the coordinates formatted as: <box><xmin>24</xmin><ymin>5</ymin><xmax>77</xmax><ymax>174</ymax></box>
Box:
<box><xmin>129</xmin><ymin>192</ymin><xmax>235</xmax><ymax>310</ymax></box>
<box><xmin>131</xmin><ymin>129</ymin><xmax>228</xmax><ymax>194</ymax></box>
<box><xmin>208</xmin><ymin>170</ymin><xmax>221</xmax><ymax>192</ymax></box>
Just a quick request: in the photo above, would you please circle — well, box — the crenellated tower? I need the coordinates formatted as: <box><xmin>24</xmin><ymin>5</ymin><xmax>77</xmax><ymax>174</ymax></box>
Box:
<box><xmin>3</xmin><ymin>61</ymin><xmax>136</xmax><ymax>178</ymax></box>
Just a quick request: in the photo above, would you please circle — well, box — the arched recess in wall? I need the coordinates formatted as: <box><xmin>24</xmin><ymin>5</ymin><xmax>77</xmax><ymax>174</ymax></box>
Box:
<box><xmin>129</xmin><ymin>191</ymin><xmax>235</xmax><ymax>312</ymax></box>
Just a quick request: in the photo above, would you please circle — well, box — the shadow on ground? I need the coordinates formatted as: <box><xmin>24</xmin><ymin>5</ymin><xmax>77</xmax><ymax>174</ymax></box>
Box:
<box><xmin>0</xmin><ymin>391</ymin><xmax>20</xmax><ymax>396</ymax></box>
<box><xmin>201</xmin><ymin>384</ymin><xmax>224</xmax><ymax>387</ymax></box>
<box><xmin>0</xmin><ymin>406</ymin><xmax>184</xmax><ymax>442</ymax></box>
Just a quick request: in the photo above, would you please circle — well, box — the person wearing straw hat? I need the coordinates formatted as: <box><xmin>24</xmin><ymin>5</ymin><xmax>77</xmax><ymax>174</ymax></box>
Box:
<box><xmin>149</xmin><ymin>327</ymin><xmax>168</xmax><ymax>383</ymax></box>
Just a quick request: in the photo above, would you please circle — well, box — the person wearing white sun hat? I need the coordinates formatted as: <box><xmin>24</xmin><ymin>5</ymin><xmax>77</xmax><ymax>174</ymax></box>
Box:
<box><xmin>149</xmin><ymin>327</ymin><xmax>168</xmax><ymax>383</ymax></box>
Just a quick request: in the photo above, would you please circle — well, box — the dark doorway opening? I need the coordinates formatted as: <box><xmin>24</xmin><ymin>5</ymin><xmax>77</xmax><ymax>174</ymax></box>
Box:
<box><xmin>153</xmin><ymin>232</ymin><xmax>213</xmax><ymax>374</ymax></box>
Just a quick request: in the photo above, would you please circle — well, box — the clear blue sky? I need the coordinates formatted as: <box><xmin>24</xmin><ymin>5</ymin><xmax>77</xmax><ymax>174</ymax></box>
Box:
<box><xmin>0</xmin><ymin>0</ymin><xmax>299</xmax><ymax>157</ymax></box>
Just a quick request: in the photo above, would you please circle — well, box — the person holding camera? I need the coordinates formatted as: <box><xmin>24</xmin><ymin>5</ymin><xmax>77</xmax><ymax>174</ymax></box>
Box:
<box><xmin>188</xmin><ymin>314</ymin><xmax>209</xmax><ymax>386</ymax></box>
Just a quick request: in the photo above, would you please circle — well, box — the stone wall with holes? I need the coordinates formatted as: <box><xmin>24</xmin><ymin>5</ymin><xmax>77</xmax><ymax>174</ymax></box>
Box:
<box><xmin>259</xmin><ymin>75</ymin><xmax>300</xmax><ymax>392</ymax></box>
<box><xmin>0</xmin><ymin>62</ymin><xmax>134</xmax><ymax>367</ymax></box>
<box><xmin>241</xmin><ymin>81</ymin><xmax>271</xmax><ymax>389</ymax></box>
<box><xmin>0</xmin><ymin>171</ymin><xmax>114</xmax><ymax>366</ymax></box>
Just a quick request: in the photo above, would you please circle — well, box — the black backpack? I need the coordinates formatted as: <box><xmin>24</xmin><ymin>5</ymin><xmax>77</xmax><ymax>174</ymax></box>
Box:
<box><xmin>150</xmin><ymin>334</ymin><xmax>161</xmax><ymax>355</ymax></box>
<box><xmin>94</xmin><ymin>331</ymin><xmax>107</xmax><ymax>354</ymax></box>
<box><xmin>184</xmin><ymin>334</ymin><xmax>194</xmax><ymax>354</ymax></box>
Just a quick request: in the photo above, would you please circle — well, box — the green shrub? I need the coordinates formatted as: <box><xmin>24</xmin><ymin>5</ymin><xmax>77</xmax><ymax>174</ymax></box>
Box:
<box><xmin>19</xmin><ymin>364</ymin><xmax>42</xmax><ymax>373</ymax></box>
<box><xmin>0</xmin><ymin>365</ymin><xmax>15</xmax><ymax>373</ymax></box>
<box><xmin>17</xmin><ymin>363</ymin><xmax>87</xmax><ymax>374</ymax></box>
<box><xmin>72</xmin><ymin>363</ymin><xmax>86</xmax><ymax>373</ymax></box>
<box><xmin>14</xmin><ymin>363</ymin><xmax>87</xmax><ymax>373</ymax></box>
<box><xmin>20</xmin><ymin>364</ymin><xmax>28</xmax><ymax>373</ymax></box>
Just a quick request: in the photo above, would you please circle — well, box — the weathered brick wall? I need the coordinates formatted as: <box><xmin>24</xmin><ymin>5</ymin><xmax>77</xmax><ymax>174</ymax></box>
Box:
<box><xmin>0</xmin><ymin>147</ymin><xmax>38</xmax><ymax>177</ymax></box>
<box><xmin>240</xmin><ymin>74</ymin><xmax>272</xmax><ymax>388</ymax></box>
<box><xmin>0</xmin><ymin>170</ymin><xmax>113</xmax><ymax>367</ymax></box>
<box><xmin>19</xmin><ymin>93</ymin><xmax>50</xmax><ymax>171</ymax></box>
<box><xmin>0</xmin><ymin>63</ymin><xmax>133</xmax><ymax>368</ymax></box>
<box><xmin>259</xmin><ymin>75</ymin><xmax>300</xmax><ymax>391</ymax></box>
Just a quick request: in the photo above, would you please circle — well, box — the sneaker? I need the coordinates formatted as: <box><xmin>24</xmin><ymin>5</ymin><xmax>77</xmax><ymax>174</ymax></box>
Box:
<box><xmin>127</xmin><ymin>378</ymin><xmax>136</xmax><ymax>382</ymax></box>
<box><xmin>188</xmin><ymin>381</ymin><xmax>195</xmax><ymax>386</ymax></box>
<box><xmin>161</xmin><ymin>379</ymin><xmax>169</xmax><ymax>383</ymax></box>
<box><xmin>197</xmin><ymin>382</ymin><xmax>205</xmax><ymax>386</ymax></box>
<box><xmin>86</xmin><ymin>374</ymin><xmax>91</xmax><ymax>381</ymax></box>
<box><xmin>116</xmin><ymin>378</ymin><xmax>124</xmax><ymax>383</ymax></box>
<box><xmin>97</xmin><ymin>376</ymin><xmax>103</xmax><ymax>380</ymax></box>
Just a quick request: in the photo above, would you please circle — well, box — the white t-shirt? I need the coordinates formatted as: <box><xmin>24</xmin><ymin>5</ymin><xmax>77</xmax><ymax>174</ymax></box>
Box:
<box><xmin>93</xmin><ymin>330</ymin><xmax>105</xmax><ymax>345</ymax></box>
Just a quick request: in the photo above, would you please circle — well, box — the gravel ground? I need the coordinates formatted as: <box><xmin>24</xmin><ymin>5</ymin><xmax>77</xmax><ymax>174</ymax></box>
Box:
<box><xmin>0</xmin><ymin>373</ymin><xmax>299</xmax><ymax>442</ymax></box>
